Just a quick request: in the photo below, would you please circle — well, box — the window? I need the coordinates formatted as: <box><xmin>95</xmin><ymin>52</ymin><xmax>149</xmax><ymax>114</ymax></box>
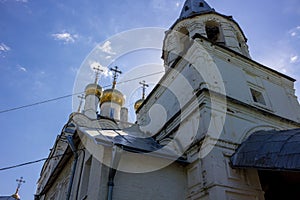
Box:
<box><xmin>178</xmin><ymin>27</ymin><xmax>190</xmax><ymax>52</ymax></box>
<box><xmin>80</xmin><ymin>157</ymin><xmax>92</xmax><ymax>199</ymax></box>
<box><xmin>185</xmin><ymin>6</ymin><xmax>189</xmax><ymax>11</ymax></box>
<box><xmin>250</xmin><ymin>88</ymin><xmax>266</xmax><ymax>105</ymax></box>
<box><xmin>199</xmin><ymin>2</ymin><xmax>204</xmax><ymax>7</ymax></box>
<box><xmin>205</xmin><ymin>21</ymin><xmax>225</xmax><ymax>45</ymax></box>
<box><xmin>110</xmin><ymin>108</ymin><xmax>115</xmax><ymax>119</ymax></box>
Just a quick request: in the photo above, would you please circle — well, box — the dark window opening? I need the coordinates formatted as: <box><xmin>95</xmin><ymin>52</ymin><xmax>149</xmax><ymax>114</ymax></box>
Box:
<box><xmin>205</xmin><ymin>21</ymin><xmax>225</xmax><ymax>45</ymax></box>
<box><xmin>259</xmin><ymin>170</ymin><xmax>300</xmax><ymax>200</ymax></box>
<box><xmin>185</xmin><ymin>6</ymin><xmax>189</xmax><ymax>11</ymax></box>
<box><xmin>250</xmin><ymin>88</ymin><xmax>266</xmax><ymax>105</ymax></box>
<box><xmin>205</xmin><ymin>25</ymin><xmax>220</xmax><ymax>43</ymax></box>
<box><xmin>199</xmin><ymin>2</ymin><xmax>204</xmax><ymax>7</ymax></box>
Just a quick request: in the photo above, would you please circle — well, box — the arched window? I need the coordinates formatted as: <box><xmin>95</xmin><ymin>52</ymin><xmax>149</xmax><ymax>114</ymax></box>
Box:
<box><xmin>205</xmin><ymin>21</ymin><xmax>225</xmax><ymax>45</ymax></box>
<box><xmin>178</xmin><ymin>27</ymin><xmax>190</xmax><ymax>52</ymax></box>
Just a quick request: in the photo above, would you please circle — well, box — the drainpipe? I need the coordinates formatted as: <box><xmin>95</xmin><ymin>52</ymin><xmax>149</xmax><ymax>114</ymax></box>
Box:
<box><xmin>66</xmin><ymin>135</ymin><xmax>78</xmax><ymax>200</ymax></box>
<box><xmin>107</xmin><ymin>145</ymin><xmax>122</xmax><ymax>200</ymax></box>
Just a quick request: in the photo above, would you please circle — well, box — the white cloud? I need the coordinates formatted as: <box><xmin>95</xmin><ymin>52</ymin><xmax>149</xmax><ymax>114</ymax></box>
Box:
<box><xmin>70</xmin><ymin>66</ymin><xmax>79</xmax><ymax>74</ymax></box>
<box><xmin>17</xmin><ymin>64</ymin><xmax>27</xmax><ymax>72</ymax></box>
<box><xmin>289</xmin><ymin>26</ymin><xmax>300</xmax><ymax>38</ymax></box>
<box><xmin>98</xmin><ymin>41</ymin><xmax>116</xmax><ymax>55</ymax></box>
<box><xmin>176</xmin><ymin>2</ymin><xmax>180</xmax><ymax>7</ymax></box>
<box><xmin>0</xmin><ymin>43</ymin><xmax>10</xmax><ymax>52</ymax></box>
<box><xmin>52</xmin><ymin>32</ymin><xmax>78</xmax><ymax>43</ymax></box>
<box><xmin>90</xmin><ymin>61</ymin><xmax>111</xmax><ymax>77</ymax></box>
<box><xmin>290</xmin><ymin>55</ymin><xmax>299</xmax><ymax>63</ymax></box>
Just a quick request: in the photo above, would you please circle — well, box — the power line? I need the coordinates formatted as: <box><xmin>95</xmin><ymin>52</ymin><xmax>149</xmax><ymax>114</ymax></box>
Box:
<box><xmin>0</xmin><ymin>92</ymin><xmax>83</xmax><ymax>114</ymax></box>
<box><xmin>0</xmin><ymin>149</ymin><xmax>85</xmax><ymax>172</ymax></box>
<box><xmin>0</xmin><ymin>71</ymin><xmax>164</xmax><ymax>114</ymax></box>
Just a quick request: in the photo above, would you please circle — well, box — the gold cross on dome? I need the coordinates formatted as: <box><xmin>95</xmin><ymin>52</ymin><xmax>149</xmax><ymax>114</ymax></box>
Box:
<box><xmin>16</xmin><ymin>177</ymin><xmax>25</xmax><ymax>189</ymax></box>
<box><xmin>139</xmin><ymin>80</ymin><xmax>149</xmax><ymax>100</ymax></box>
<box><xmin>93</xmin><ymin>65</ymin><xmax>104</xmax><ymax>84</ymax></box>
<box><xmin>110</xmin><ymin>66</ymin><xmax>122</xmax><ymax>89</ymax></box>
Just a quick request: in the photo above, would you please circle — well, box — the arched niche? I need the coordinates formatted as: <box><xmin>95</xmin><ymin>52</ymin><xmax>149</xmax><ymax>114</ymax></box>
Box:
<box><xmin>205</xmin><ymin>20</ymin><xmax>225</xmax><ymax>45</ymax></box>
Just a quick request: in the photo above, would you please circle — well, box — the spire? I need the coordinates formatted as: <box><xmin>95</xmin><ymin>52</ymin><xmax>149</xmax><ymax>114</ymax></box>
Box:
<box><xmin>110</xmin><ymin>66</ymin><xmax>122</xmax><ymax>89</ymax></box>
<box><xmin>139</xmin><ymin>80</ymin><xmax>149</xmax><ymax>100</ymax></box>
<box><xmin>83</xmin><ymin>65</ymin><xmax>103</xmax><ymax>119</ymax></box>
<box><xmin>11</xmin><ymin>177</ymin><xmax>25</xmax><ymax>200</ymax></box>
<box><xmin>100</xmin><ymin>66</ymin><xmax>125</xmax><ymax>108</ymax></box>
<box><xmin>100</xmin><ymin>66</ymin><xmax>125</xmax><ymax>120</ymax></box>
<box><xmin>93</xmin><ymin>65</ymin><xmax>103</xmax><ymax>84</ymax></box>
<box><xmin>179</xmin><ymin>0</ymin><xmax>214</xmax><ymax>20</ymax></box>
<box><xmin>134</xmin><ymin>81</ymin><xmax>149</xmax><ymax>112</ymax></box>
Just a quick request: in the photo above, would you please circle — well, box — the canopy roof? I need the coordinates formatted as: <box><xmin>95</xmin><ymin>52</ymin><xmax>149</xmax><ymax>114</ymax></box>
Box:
<box><xmin>231</xmin><ymin>128</ymin><xmax>300</xmax><ymax>171</ymax></box>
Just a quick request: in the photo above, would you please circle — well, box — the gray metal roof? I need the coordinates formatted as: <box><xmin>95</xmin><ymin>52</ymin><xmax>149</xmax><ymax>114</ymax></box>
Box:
<box><xmin>113</xmin><ymin>135</ymin><xmax>162</xmax><ymax>153</ymax></box>
<box><xmin>179</xmin><ymin>0</ymin><xmax>214</xmax><ymax>20</ymax></box>
<box><xmin>231</xmin><ymin>128</ymin><xmax>300</xmax><ymax>171</ymax></box>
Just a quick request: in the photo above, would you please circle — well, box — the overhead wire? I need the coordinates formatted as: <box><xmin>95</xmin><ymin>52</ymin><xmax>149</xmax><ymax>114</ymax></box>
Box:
<box><xmin>0</xmin><ymin>70</ymin><xmax>165</xmax><ymax>172</ymax></box>
<box><xmin>0</xmin><ymin>70</ymin><xmax>164</xmax><ymax>114</ymax></box>
<box><xmin>0</xmin><ymin>149</ymin><xmax>85</xmax><ymax>172</ymax></box>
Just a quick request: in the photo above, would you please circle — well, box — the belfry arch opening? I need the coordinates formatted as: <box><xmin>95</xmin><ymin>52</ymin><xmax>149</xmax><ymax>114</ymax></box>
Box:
<box><xmin>178</xmin><ymin>27</ymin><xmax>190</xmax><ymax>52</ymax></box>
<box><xmin>205</xmin><ymin>21</ymin><xmax>225</xmax><ymax>45</ymax></box>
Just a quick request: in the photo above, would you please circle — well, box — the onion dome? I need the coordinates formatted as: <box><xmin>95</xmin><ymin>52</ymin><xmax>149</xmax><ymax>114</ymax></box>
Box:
<box><xmin>85</xmin><ymin>83</ymin><xmax>102</xmax><ymax>99</ymax></box>
<box><xmin>11</xmin><ymin>189</ymin><xmax>20</xmax><ymax>200</ymax></box>
<box><xmin>134</xmin><ymin>81</ymin><xmax>149</xmax><ymax>112</ymax></box>
<box><xmin>100</xmin><ymin>89</ymin><xmax>125</xmax><ymax>106</ymax></box>
<box><xmin>134</xmin><ymin>99</ymin><xmax>144</xmax><ymax>111</ymax></box>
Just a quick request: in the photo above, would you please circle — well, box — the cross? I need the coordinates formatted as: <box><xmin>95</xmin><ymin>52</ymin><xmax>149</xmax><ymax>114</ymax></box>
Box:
<box><xmin>110</xmin><ymin>66</ymin><xmax>122</xmax><ymax>89</ymax></box>
<box><xmin>93</xmin><ymin>66</ymin><xmax>104</xmax><ymax>84</ymax></box>
<box><xmin>77</xmin><ymin>94</ymin><xmax>85</xmax><ymax>112</ymax></box>
<box><xmin>16</xmin><ymin>177</ymin><xmax>25</xmax><ymax>190</ymax></box>
<box><xmin>139</xmin><ymin>80</ymin><xmax>149</xmax><ymax>99</ymax></box>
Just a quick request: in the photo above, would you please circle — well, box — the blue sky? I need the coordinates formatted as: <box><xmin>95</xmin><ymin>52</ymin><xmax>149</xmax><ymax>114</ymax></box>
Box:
<box><xmin>0</xmin><ymin>0</ymin><xmax>300</xmax><ymax>199</ymax></box>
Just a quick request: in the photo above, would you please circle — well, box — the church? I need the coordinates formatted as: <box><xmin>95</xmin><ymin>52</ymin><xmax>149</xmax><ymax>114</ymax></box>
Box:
<box><xmin>35</xmin><ymin>0</ymin><xmax>300</xmax><ymax>199</ymax></box>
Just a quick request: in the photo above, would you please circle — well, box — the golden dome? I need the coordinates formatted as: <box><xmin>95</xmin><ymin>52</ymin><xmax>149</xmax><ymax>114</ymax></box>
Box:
<box><xmin>134</xmin><ymin>99</ymin><xmax>144</xmax><ymax>111</ymax></box>
<box><xmin>85</xmin><ymin>83</ymin><xmax>102</xmax><ymax>98</ymax></box>
<box><xmin>100</xmin><ymin>89</ymin><xmax>125</xmax><ymax>106</ymax></box>
<box><xmin>11</xmin><ymin>189</ymin><xmax>20</xmax><ymax>200</ymax></box>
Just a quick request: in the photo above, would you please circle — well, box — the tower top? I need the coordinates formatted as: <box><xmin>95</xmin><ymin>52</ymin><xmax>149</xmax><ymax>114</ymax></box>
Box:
<box><xmin>139</xmin><ymin>80</ymin><xmax>149</xmax><ymax>100</ymax></box>
<box><xmin>110</xmin><ymin>66</ymin><xmax>122</xmax><ymax>89</ymax></box>
<box><xmin>11</xmin><ymin>177</ymin><xmax>25</xmax><ymax>200</ymax></box>
<box><xmin>93</xmin><ymin>65</ymin><xmax>104</xmax><ymax>84</ymax></box>
<box><xmin>179</xmin><ymin>0</ymin><xmax>214</xmax><ymax>20</ymax></box>
<box><xmin>100</xmin><ymin>66</ymin><xmax>125</xmax><ymax>107</ymax></box>
<box><xmin>134</xmin><ymin>81</ymin><xmax>149</xmax><ymax>112</ymax></box>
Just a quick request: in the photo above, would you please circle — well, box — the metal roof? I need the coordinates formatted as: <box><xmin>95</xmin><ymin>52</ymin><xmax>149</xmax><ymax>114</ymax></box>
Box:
<box><xmin>231</xmin><ymin>128</ymin><xmax>300</xmax><ymax>171</ymax></box>
<box><xmin>179</xmin><ymin>0</ymin><xmax>214</xmax><ymax>20</ymax></box>
<box><xmin>113</xmin><ymin>135</ymin><xmax>162</xmax><ymax>153</ymax></box>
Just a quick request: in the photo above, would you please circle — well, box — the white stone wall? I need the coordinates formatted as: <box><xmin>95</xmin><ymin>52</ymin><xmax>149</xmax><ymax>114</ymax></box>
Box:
<box><xmin>100</xmin><ymin>101</ymin><xmax>122</xmax><ymax>121</ymax></box>
<box><xmin>112</xmin><ymin>162</ymin><xmax>187</xmax><ymax>200</ymax></box>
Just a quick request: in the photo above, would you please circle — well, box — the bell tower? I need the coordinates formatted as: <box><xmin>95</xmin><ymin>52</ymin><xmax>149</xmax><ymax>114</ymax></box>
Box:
<box><xmin>162</xmin><ymin>0</ymin><xmax>250</xmax><ymax>68</ymax></box>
